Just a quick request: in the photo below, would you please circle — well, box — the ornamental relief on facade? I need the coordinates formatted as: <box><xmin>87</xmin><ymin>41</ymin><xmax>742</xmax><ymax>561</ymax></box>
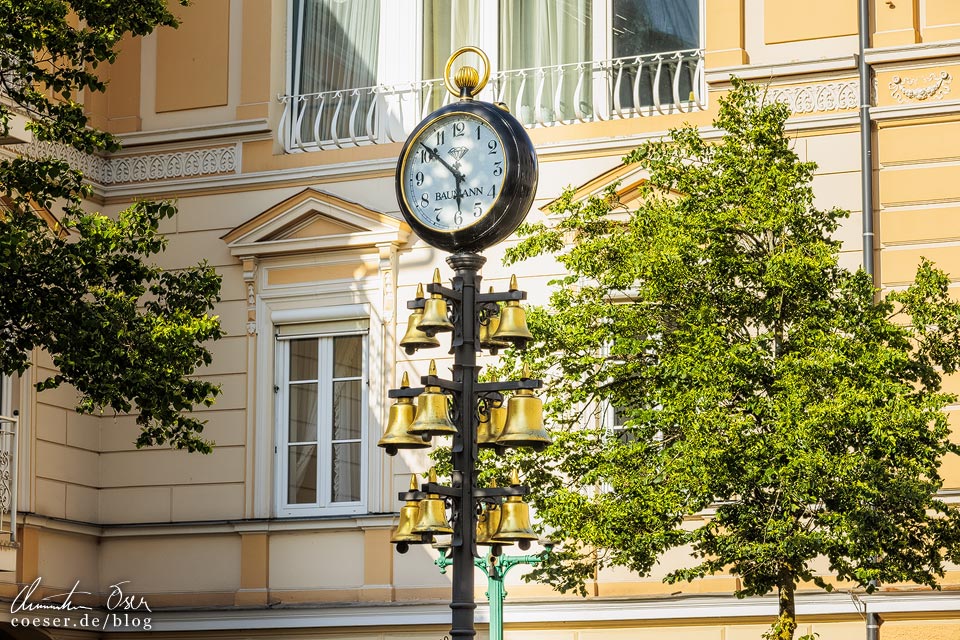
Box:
<box><xmin>105</xmin><ymin>146</ymin><xmax>238</xmax><ymax>184</ymax></box>
<box><xmin>0</xmin><ymin>141</ymin><xmax>238</xmax><ymax>185</ymax></box>
<box><xmin>889</xmin><ymin>71</ymin><xmax>952</xmax><ymax>103</ymax></box>
<box><xmin>765</xmin><ymin>81</ymin><xmax>859</xmax><ymax>115</ymax></box>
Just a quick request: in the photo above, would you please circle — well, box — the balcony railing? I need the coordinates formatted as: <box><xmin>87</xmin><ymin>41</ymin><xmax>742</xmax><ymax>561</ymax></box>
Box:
<box><xmin>278</xmin><ymin>49</ymin><xmax>705</xmax><ymax>153</ymax></box>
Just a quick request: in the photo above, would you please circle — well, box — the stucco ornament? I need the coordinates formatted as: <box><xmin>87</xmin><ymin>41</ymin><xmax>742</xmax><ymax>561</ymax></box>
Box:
<box><xmin>1</xmin><ymin>141</ymin><xmax>239</xmax><ymax>185</ymax></box>
<box><xmin>766</xmin><ymin>81</ymin><xmax>859</xmax><ymax>115</ymax></box>
<box><xmin>889</xmin><ymin>71</ymin><xmax>952</xmax><ymax>103</ymax></box>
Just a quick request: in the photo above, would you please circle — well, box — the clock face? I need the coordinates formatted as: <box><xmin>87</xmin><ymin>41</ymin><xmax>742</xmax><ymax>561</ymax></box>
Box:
<box><xmin>400</xmin><ymin>112</ymin><xmax>506</xmax><ymax>233</ymax></box>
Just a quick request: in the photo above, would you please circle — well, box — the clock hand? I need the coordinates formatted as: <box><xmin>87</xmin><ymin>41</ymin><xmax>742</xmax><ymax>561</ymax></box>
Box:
<box><xmin>453</xmin><ymin>171</ymin><xmax>465</xmax><ymax>214</ymax></box>
<box><xmin>419</xmin><ymin>142</ymin><xmax>465</xmax><ymax>183</ymax></box>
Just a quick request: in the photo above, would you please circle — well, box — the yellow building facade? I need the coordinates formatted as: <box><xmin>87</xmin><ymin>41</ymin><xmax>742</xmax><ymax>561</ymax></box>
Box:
<box><xmin>1</xmin><ymin>1</ymin><xmax>959</xmax><ymax>638</ymax></box>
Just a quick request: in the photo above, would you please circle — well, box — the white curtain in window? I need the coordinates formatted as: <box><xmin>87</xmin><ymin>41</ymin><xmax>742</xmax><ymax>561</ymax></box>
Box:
<box><xmin>423</xmin><ymin>0</ymin><xmax>481</xmax><ymax>80</ymax></box>
<box><xmin>293</xmin><ymin>0</ymin><xmax>380</xmax><ymax>142</ymax></box>
<box><xmin>499</xmin><ymin>0</ymin><xmax>592</xmax><ymax>124</ymax></box>
<box><xmin>422</xmin><ymin>0</ymin><xmax>480</xmax><ymax>111</ymax></box>
<box><xmin>499</xmin><ymin>0</ymin><xmax>591</xmax><ymax>71</ymax></box>
<box><xmin>295</xmin><ymin>0</ymin><xmax>380</xmax><ymax>95</ymax></box>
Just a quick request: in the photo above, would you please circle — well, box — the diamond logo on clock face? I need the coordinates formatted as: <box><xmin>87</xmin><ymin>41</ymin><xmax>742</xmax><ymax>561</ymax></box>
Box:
<box><xmin>401</xmin><ymin>112</ymin><xmax>507</xmax><ymax>232</ymax></box>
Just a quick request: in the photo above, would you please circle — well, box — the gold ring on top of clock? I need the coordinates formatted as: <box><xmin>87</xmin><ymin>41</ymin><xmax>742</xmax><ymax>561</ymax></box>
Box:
<box><xmin>443</xmin><ymin>46</ymin><xmax>491</xmax><ymax>98</ymax></box>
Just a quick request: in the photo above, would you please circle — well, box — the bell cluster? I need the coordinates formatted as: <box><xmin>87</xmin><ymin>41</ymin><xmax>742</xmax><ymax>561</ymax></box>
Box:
<box><xmin>378</xmin><ymin>268</ymin><xmax>551</xmax><ymax>455</ymax></box>
<box><xmin>399</xmin><ymin>269</ymin><xmax>534</xmax><ymax>355</ymax></box>
<box><xmin>379</xmin><ymin>267</ymin><xmax>551</xmax><ymax>554</ymax></box>
<box><xmin>390</xmin><ymin>469</ymin><xmax>539</xmax><ymax>555</ymax></box>
<box><xmin>377</xmin><ymin>359</ymin><xmax>550</xmax><ymax>456</ymax></box>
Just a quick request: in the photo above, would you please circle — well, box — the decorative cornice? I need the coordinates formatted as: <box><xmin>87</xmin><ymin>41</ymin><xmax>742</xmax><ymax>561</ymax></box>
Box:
<box><xmin>865</xmin><ymin>41</ymin><xmax>960</xmax><ymax>67</ymax></box>
<box><xmin>705</xmin><ymin>55</ymin><xmax>858</xmax><ymax>85</ymax></box>
<box><xmin>0</xmin><ymin>94</ymin><xmax>859</xmax><ymax>200</ymax></box>
<box><xmin>0</xmin><ymin>141</ymin><xmax>239</xmax><ymax>185</ymax></box>
<box><xmin>105</xmin><ymin>145</ymin><xmax>238</xmax><ymax>184</ymax></box>
<box><xmin>116</xmin><ymin>118</ymin><xmax>270</xmax><ymax>148</ymax></box>
<box><xmin>0</xmin><ymin>141</ymin><xmax>110</xmax><ymax>183</ymax></box>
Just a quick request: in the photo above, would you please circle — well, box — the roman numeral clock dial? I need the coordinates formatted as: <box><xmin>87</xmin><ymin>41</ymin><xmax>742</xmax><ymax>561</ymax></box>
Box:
<box><xmin>395</xmin><ymin>51</ymin><xmax>537</xmax><ymax>254</ymax></box>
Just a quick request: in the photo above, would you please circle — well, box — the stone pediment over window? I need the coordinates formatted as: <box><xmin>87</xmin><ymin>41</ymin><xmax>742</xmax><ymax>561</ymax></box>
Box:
<box><xmin>222</xmin><ymin>188</ymin><xmax>410</xmax><ymax>258</ymax></box>
<box><xmin>541</xmin><ymin>162</ymin><xmax>678</xmax><ymax>213</ymax></box>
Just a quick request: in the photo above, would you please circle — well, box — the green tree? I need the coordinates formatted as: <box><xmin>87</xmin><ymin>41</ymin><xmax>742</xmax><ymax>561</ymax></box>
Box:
<box><xmin>0</xmin><ymin>0</ymin><xmax>223</xmax><ymax>453</ymax></box>
<box><xmin>502</xmin><ymin>79</ymin><xmax>960</xmax><ymax>639</ymax></box>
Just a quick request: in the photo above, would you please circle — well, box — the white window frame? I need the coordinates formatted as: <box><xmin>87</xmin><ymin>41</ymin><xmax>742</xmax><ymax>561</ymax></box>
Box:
<box><xmin>0</xmin><ymin>375</ymin><xmax>10</xmax><ymax>418</ymax></box>
<box><xmin>275</xmin><ymin>327</ymin><xmax>370</xmax><ymax>518</ymax></box>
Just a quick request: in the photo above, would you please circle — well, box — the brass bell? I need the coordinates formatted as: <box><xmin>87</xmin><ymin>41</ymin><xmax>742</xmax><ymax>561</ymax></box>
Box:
<box><xmin>408</xmin><ymin>360</ymin><xmax>457</xmax><ymax>438</ymax></box>
<box><xmin>496</xmin><ymin>366</ymin><xmax>551</xmax><ymax>451</ymax></box>
<box><xmin>417</xmin><ymin>268</ymin><xmax>453</xmax><ymax>335</ymax></box>
<box><xmin>492</xmin><ymin>471</ymin><xmax>538</xmax><ymax>545</ymax></box>
<box><xmin>480</xmin><ymin>287</ymin><xmax>510</xmax><ymax>350</ymax></box>
<box><xmin>491</xmin><ymin>275</ymin><xmax>534</xmax><ymax>348</ymax></box>
<box><xmin>477</xmin><ymin>481</ymin><xmax>503</xmax><ymax>546</ymax></box>
<box><xmin>392</xmin><ymin>474</ymin><xmax>429</xmax><ymax>545</ymax></box>
<box><xmin>400</xmin><ymin>284</ymin><xmax>441</xmax><ymax>354</ymax></box>
<box><xmin>413</xmin><ymin>468</ymin><xmax>454</xmax><ymax>535</ymax></box>
<box><xmin>378</xmin><ymin>372</ymin><xmax>430</xmax><ymax>455</ymax></box>
<box><xmin>477</xmin><ymin>399</ymin><xmax>507</xmax><ymax>449</ymax></box>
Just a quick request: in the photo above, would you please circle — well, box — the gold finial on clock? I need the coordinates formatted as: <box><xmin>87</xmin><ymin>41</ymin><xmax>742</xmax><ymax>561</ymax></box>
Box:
<box><xmin>454</xmin><ymin>66</ymin><xmax>480</xmax><ymax>95</ymax></box>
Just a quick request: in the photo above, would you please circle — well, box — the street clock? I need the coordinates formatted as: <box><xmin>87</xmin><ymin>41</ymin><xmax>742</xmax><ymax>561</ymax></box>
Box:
<box><xmin>396</xmin><ymin>47</ymin><xmax>538</xmax><ymax>253</ymax></box>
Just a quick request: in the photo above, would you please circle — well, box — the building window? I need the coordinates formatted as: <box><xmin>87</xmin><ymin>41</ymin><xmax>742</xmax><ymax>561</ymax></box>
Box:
<box><xmin>611</xmin><ymin>0</ymin><xmax>700</xmax><ymax>109</ymax></box>
<box><xmin>498</xmin><ymin>0</ymin><xmax>593</xmax><ymax>122</ymax></box>
<box><xmin>423</xmin><ymin>0</ymin><xmax>702</xmax><ymax>123</ymax></box>
<box><xmin>290</xmin><ymin>0</ymin><xmax>381</xmax><ymax>144</ymax></box>
<box><xmin>611</xmin><ymin>0</ymin><xmax>700</xmax><ymax>56</ymax></box>
<box><xmin>423</xmin><ymin>0</ymin><xmax>482</xmax><ymax>83</ymax></box>
<box><xmin>278</xmin><ymin>331</ymin><xmax>367</xmax><ymax>516</ymax></box>
<box><xmin>282</xmin><ymin>0</ymin><xmax>704</xmax><ymax>149</ymax></box>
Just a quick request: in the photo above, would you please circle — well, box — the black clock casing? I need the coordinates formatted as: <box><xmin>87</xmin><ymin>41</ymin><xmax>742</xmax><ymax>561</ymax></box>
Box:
<box><xmin>396</xmin><ymin>99</ymin><xmax>538</xmax><ymax>253</ymax></box>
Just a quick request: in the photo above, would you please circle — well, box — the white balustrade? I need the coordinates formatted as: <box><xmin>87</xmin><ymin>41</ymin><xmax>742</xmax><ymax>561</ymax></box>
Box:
<box><xmin>278</xmin><ymin>50</ymin><xmax>705</xmax><ymax>153</ymax></box>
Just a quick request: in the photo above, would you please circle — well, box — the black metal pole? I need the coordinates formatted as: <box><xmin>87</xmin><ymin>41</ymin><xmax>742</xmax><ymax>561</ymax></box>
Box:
<box><xmin>447</xmin><ymin>251</ymin><xmax>485</xmax><ymax>640</ymax></box>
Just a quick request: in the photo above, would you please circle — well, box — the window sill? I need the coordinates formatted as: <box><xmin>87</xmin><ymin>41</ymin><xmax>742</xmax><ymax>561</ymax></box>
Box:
<box><xmin>276</xmin><ymin>504</ymin><xmax>367</xmax><ymax>520</ymax></box>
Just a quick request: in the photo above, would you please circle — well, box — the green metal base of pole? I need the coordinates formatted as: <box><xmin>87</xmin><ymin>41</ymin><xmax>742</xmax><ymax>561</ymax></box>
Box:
<box><xmin>437</xmin><ymin>547</ymin><xmax>549</xmax><ymax>640</ymax></box>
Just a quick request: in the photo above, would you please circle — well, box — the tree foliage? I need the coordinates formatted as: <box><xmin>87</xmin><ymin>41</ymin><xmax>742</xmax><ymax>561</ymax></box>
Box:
<box><xmin>0</xmin><ymin>0</ymin><xmax>222</xmax><ymax>453</ymax></box>
<box><xmin>501</xmin><ymin>79</ymin><xmax>960</xmax><ymax>639</ymax></box>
